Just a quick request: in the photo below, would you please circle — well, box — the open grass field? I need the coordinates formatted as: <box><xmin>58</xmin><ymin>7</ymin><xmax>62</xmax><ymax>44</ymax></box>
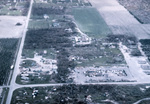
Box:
<box><xmin>72</xmin><ymin>7</ymin><xmax>111</xmax><ymax>38</ymax></box>
<box><xmin>77</xmin><ymin>48</ymin><xmax>126</xmax><ymax>67</ymax></box>
<box><xmin>28</xmin><ymin>20</ymin><xmax>50</xmax><ymax>29</ymax></box>
<box><xmin>78</xmin><ymin>56</ymin><xmax>125</xmax><ymax>67</ymax></box>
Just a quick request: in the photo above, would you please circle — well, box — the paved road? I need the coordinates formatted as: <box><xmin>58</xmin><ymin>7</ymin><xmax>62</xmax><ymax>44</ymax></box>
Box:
<box><xmin>7</xmin><ymin>81</ymin><xmax>150</xmax><ymax>89</ymax></box>
<box><xmin>6</xmin><ymin>0</ymin><xmax>34</xmax><ymax>103</ymax></box>
<box><xmin>133</xmin><ymin>98</ymin><xmax>150</xmax><ymax>104</ymax></box>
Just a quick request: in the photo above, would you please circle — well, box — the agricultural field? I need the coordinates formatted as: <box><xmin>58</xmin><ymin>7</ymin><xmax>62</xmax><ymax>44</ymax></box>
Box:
<box><xmin>0</xmin><ymin>39</ymin><xmax>19</xmax><ymax>85</ymax></box>
<box><xmin>72</xmin><ymin>8</ymin><xmax>111</xmax><ymax>38</ymax></box>
<box><xmin>11</xmin><ymin>84</ymin><xmax>150</xmax><ymax>104</ymax></box>
<box><xmin>0</xmin><ymin>0</ymin><xmax>30</xmax><ymax>16</ymax></box>
<box><xmin>117</xmin><ymin>0</ymin><xmax>150</xmax><ymax>24</ymax></box>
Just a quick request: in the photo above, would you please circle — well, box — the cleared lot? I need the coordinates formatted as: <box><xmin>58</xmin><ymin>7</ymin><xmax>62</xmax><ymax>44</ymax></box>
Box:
<box><xmin>0</xmin><ymin>16</ymin><xmax>26</xmax><ymax>38</ymax></box>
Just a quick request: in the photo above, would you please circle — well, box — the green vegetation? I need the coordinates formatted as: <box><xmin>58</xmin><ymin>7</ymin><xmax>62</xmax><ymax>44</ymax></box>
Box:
<box><xmin>72</xmin><ymin>8</ymin><xmax>111</xmax><ymax>38</ymax></box>
<box><xmin>24</xmin><ymin>29</ymin><xmax>72</xmax><ymax>49</ymax></box>
<box><xmin>16</xmin><ymin>74</ymin><xmax>55</xmax><ymax>85</ymax></box>
<box><xmin>0</xmin><ymin>39</ymin><xmax>18</xmax><ymax>85</ymax></box>
<box><xmin>72</xmin><ymin>0</ymin><xmax>78</xmax><ymax>3</ymax></box>
<box><xmin>68</xmin><ymin>43</ymin><xmax>125</xmax><ymax>67</ymax></box>
<box><xmin>21</xmin><ymin>1</ymin><xmax>125</xmax><ymax>84</ymax></box>
<box><xmin>78</xmin><ymin>55</ymin><xmax>125</xmax><ymax>67</ymax></box>
<box><xmin>140</xmin><ymin>100</ymin><xmax>150</xmax><ymax>104</ymax></box>
<box><xmin>22</xmin><ymin>29</ymin><xmax>75</xmax><ymax>83</ymax></box>
<box><xmin>22</xmin><ymin>49</ymin><xmax>35</xmax><ymax>58</ymax></box>
<box><xmin>0</xmin><ymin>0</ymin><xmax>30</xmax><ymax>16</ymax></box>
<box><xmin>0</xmin><ymin>88</ymin><xmax>9</xmax><ymax>104</ymax></box>
<box><xmin>0</xmin><ymin>5</ymin><xmax>21</xmax><ymax>16</ymax></box>
<box><xmin>11</xmin><ymin>84</ymin><xmax>150</xmax><ymax>104</ymax></box>
<box><xmin>2</xmin><ymin>88</ymin><xmax>9</xmax><ymax>104</ymax></box>
<box><xmin>28</xmin><ymin>20</ymin><xmax>50</xmax><ymax>29</ymax></box>
<box><xmin>20</xmin><ymin>60</ymin><xmax>37</xmax><ymax>68</ymax></box>
<box><xmin>22</xmin><ymin>48</ymin><xmax>56</xmax><ymax>59</ymax></box>
<box><xmin>32</xmin><ymin>3</ymin><xmax>65</xmax><ymax>16</ymax></box>
<box><xmin>140</xmin><ymin>39</ymin><xmax>150</xmax><ymax>61</ymax></box>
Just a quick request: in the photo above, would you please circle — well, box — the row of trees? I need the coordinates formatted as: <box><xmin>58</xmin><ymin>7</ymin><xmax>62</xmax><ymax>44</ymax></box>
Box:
<box><xmin>140</xmin><ymin>39</ymin><xmax>150</xmax><ymax>61</ymax></box>
<box><xmin>32</xmin><ymin>3</ymin><xmax>66</xmax><ymax>16</ymax></box>
<box><xmin>0</xmin><ymin>39</ymin><xmax>18</xmax><ymax>85</ymax></box>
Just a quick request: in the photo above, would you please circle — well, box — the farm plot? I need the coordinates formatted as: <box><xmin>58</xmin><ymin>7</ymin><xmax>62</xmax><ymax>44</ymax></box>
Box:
<box><xmin>117</xmin><ymin>0</ymin><xmax>150</xmax><ymax>24</ymax></box>
<box><xmin>0</xmin><ymin>16</ymin><xmax>26</xmax><ymax>38</ymax></box>
<box><xmin>0</xmin><ymin>39</ymin><xmax>19</xmax><ymax>85</ymax></box>
<box><xmin>72</xmin><ymin>7</ymin><xmax>111</xmax><ymax>38</ymax></box>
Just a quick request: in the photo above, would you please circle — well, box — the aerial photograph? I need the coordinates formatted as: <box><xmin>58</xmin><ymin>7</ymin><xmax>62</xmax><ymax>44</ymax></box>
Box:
<box><xmin>0</xmin><ymin>0</ymin><xmax>150</xmax><ymax>104</ymax></box>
